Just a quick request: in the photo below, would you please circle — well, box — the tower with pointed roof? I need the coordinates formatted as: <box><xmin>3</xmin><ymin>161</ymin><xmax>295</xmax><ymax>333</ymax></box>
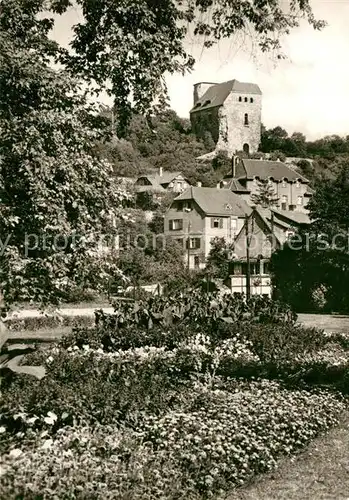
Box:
<box><xmin>190</xmin><ymin>79</ymin><xmax>262</xmax><ymax>155</ymax></box>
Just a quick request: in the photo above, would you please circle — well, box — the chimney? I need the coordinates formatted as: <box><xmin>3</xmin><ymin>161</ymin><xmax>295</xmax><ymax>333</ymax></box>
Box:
<box><xmin>197</xmin><ymin>181</ymin><xmax>202</xmax><ymax>187</ymax></box>
<box><xmin>159</xmin><ymin>167</ymin><xmax>163</xmax><ymax>176</ymax></box>
<box><xmin>232</xmin><ymin>155</ymin><xmax>237</xmax><ymax>177</ymax></box>
<box><xmin>193</xmin><ymin>82</ymin><xmax>217</xmax><ymax>105</ymax></box>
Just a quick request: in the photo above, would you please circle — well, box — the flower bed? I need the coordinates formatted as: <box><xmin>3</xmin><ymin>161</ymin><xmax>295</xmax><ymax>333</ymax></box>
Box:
<box><xmin>1</xmin><ymin>292</ymin><xmax>349</xmax><ymax>498</ymax></box>
<box><xmin>0</xmin><ymin>380</ymin><xmax>345</xmax><ymax>499</ymax></box>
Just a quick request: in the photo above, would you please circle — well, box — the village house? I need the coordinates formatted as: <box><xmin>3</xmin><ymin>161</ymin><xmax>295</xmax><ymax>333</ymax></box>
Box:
<box><xmin>164</xmin><ymin>186</ymin><xmax>252</xmax><ymax>269</ymax></box>
<box><xmin>218</xmin><ymin>156</ymin><xmax>313</xmax><ymax>213</ymax></box>
<box><xmin>227</xmin><ymin>206</ymin><xmax>310</xmax><ymax>296</ymax></box>
<box><xmin>134</xmin><ymin>168</ymin><xmax>190</xmax><ymax>195</ymax></box>
<box><xmin>165</xmin><ymin>185</ymin><xmax>311</xmax><ymax>296</ymax></box>
<box><xmin>190</xmin><ymin>79</ymin><xmax>262</xmax><ymax>156</ymax></box>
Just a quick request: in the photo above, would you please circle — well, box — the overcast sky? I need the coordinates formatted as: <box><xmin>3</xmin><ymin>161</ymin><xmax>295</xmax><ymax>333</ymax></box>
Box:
<box><xmin>52</xmin><ymin>1</ymin><xmax>349</xmax><ymax>140</ymax></box>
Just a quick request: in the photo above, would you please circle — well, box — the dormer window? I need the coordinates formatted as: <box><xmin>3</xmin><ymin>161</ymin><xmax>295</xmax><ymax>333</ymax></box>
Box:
<box><xmin>194</xmin><ymin>102</ymin><xmax>201</xmax><ymax>108</ymax></box>
<box><xmin>244</xmin><ymin>113</ymin><xmax>249</xmax><ymax>126</ymax></box>
<box><xmin>202</xmin><ymin>100</ymin><xmax>211</xmax><ymax>106</ymax></box>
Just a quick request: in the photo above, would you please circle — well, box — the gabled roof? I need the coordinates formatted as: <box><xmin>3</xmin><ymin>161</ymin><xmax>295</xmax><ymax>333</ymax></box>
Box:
<box><xmin>220</xmin><ymin>177</ymin><xmax>250</xmax><ymax>193</ymax></box>
<box><xmin>173</xmin><ymin>187</ymin><xmax>252</xmax><ymax>217</ymax></box>
<box><xmin>238</xmin><ymin>159</ymin><xmax>309</xmax><ymax>183</ymax></box>
<box><xmin>135</xmin><ymin>171</ymin><xmax>187</xmax><ymax>192</ymax></box>
<box><xmin>252</xmin><ymin>207</ymin><xmax>310</xmax><ymax>228</ymax></box>
<box><xmin>190</xmin><ymin>79</ymin><xmax>261</xmax><ymax>113</ymax></box>
<box><xmin>271</xmin><ymin>208</ymin><xmax>311</xmax><ymax>225</ymax></box>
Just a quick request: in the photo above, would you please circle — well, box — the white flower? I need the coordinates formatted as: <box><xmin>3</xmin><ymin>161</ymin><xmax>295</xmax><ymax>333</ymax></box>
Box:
<box><xmin>9</xmin><ymin>448</ymin><xmax>22</xmax><ymax>459</ymax></box>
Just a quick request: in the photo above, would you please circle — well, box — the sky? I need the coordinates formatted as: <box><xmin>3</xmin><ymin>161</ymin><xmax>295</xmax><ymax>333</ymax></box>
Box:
<box><xmin>52</xmin><ymin>1</ymin><xmax>349</xmax><ymax>141</ymax></box>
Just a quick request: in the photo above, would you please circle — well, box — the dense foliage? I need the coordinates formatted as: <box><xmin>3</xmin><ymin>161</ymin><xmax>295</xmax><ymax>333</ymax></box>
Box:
<box><xmin>1</xmin><ymin>291</ymin><xmax>348</xmax><ymax>498</ymax></box>
<box><xmin>54</xmin><ymin>0</ymin><xmax>324</xmax><ymax>134</ymax></box>
<box><xmin>260</xmin><ymin>126</ymin><xmax>349</xmax><ymax>182</ymax></box>
<box><xmin>97</xmin><ymin>109</ymin><xmax>228</xmax><ymax>186</ymax></box>
<box><xmin>0</xmin><ymin>0</ymin><xmax>133</xmax><ymax>305</ymax></box>
<box><xmin>272</xmin><ymin>163</ymin><xmax>349</xmax><ymax>313</ymax></box>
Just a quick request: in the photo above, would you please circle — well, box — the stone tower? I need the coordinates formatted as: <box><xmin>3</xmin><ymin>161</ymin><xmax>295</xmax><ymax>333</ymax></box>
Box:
<box><xmin>190</xmin><ymin>79</ymin><xmax>262</xmax><ymax>155</ymax></box>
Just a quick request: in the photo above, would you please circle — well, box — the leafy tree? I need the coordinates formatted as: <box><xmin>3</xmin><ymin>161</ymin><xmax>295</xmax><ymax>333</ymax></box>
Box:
<box><xmin>0</xmin><ymin>2</ymin><xmax>130</xmax><ymax>305</ymax></box>
<box><xmin>297</xmin><ymin>159</ymin><xmax>315</xmax><ymax>178</ymax></box>
<box><xmin>0</xmin><ymin>0</ymin><xmax>326</xmax><ymax>305</ymax></box>
<box><xmin>17</xmin><ymin>0</ymin><xmax>325</xmax><ymax>136</ymax></box>
<box><xmin>212</xmin><ymin>150</ymin><xmax>231</xmax><ymax>171</ymax></box>
<box><xmin>272</xmin><ymin>162</ymin><xmax>349</xmax><ymax>312</ymax></box>
<box><xmin>206</xmin><ymin>237</ymin><xmax>235</xmax><ymax>279</ymax></box>
<box><xmin>251</xmin><ymin>180</ymin><xmax>279</xmax><ymax>208</ymax></box>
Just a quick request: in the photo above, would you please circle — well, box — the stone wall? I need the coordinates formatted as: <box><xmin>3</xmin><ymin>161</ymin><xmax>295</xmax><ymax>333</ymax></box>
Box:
<box><xmin>190</xmin><ymin>106</ymin><xmax>221</xmax><ymax>144</ymax></box>
<box><xmin>217</xmin><ymin>92</ymin><xmax>262</xmax><ymax>154</ymax></box>
<box><xmin>190</xmin><ymin>89</ymin><xmax>262</xmax><ymax>155</ymax></box>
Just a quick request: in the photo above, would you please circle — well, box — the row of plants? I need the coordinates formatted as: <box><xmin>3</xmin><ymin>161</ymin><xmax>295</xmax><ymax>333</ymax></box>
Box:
<box><xmin>0</xmin><ymin>377</ymin><xmax>345</xmax><ymax>499</ymax></box>
<box><xmin>1</xmin><ymin>291</ymin><xmax>348</xmax><ymax>498</ymax></box>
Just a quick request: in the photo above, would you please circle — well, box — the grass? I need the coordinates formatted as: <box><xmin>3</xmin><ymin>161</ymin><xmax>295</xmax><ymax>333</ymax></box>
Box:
<box><xmin>227</xmin><ymin>411</ymin><xmax>349</xmax><ymax>500</ymax></box>
<box><xmin>297</xmin><ymin>314</ymin><xmax>349</xmax><ymax>335</ymax></box>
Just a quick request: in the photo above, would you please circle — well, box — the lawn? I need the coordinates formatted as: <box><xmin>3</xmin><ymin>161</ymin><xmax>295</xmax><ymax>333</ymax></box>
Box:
<box><xmin>228</xmin><ymin>412</ymin><xmax>349</xmax><ymax>500</ymax></box>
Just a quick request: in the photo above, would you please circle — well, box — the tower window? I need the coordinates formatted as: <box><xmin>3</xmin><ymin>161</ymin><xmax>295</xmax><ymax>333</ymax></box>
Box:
<box><xmin>244</xmin><ymin>113</ymin><xmax>249</xmax><ymax>126</ymax></box>
<box><xmin>244</xmin><ymin>97</ymin><xmax>248</xmax><ymax>102</ymax></box>
<box><xmin>238</xmin><ymin>96</ymin><xmax>242</xmax><ymax>102</ymax></box>
<box><xmin>250</xmin><ymin>98</ymin><xmax>254</xmax><ymax>103</ymax></box>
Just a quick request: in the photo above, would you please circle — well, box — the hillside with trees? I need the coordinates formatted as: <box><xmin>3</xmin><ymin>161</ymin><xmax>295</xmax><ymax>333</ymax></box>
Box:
<box><xmin>96</xmin><ymin>109</ymin><xmax>229</xmax><ymax>187</ymax></box>
<box><xmin>260</xmin><ymin>126</ymin><xmax>349</xmax><ymax>183</ymax></box>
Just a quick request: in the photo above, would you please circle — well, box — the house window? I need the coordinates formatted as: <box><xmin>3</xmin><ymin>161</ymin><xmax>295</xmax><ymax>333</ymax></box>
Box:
<box><xmin>250</xmin><ymin>98</ymin><xmax>254</xmax><ymax>103</ymax></box>
<box><xmin>296</xmin><ymin>180</ymin><xmax>300</xmax><ymax>188</ymax></box>
<box><xmin>282</xmin><ymin>178</ymin><xmax>287</xmax><ymax>188</ymax></box>
<box><xmin>169</xmin><ymin>219</ymin><xmax>183</xmax><ymax>231</ymax></box>
<box><xmin>232</xmin><ymin>262</ymin><xmax>242</xmax><ymax>275</ymax></box>
<box><xmin>239</xmin><ymin>96</ymin><xmax>242</xmax><ymax>102</ymax></box>
<box><xmin>230</xmin><ymin>218</ymin><xmax>237</xmax><ymax>231</ymax></box>
<box><xmin>281</xmin><ymin>195</ymin><xmax>288</xmax><ymax>211</ymax></box>
<box><xmin>243</xmin><ymin>143</ymin><xmax>250</xmax><ymax>154</ymax></box>
<box><xmin>211</xmin><ymin>217</ymin><xmax>223</xmax><ymax>229</ymax></box>
<box><xmin>187</xmin><ymin>238</ymin><xmax>201</xmax><ymax>249</ymax></box>
<box><xmin>263</xmin><ymin>261</ymin><xmax>270</xmax><ymax>274</ymax></box>
<box><xmin>244</xmin><ymin>113</ymin><xmax>249</xmax><ymax>126</ymax></box>
<box><xmin>194</xmin><ymin>256</ymin><xmax>200</xmax><ymax>268</ymax></box>
<box><xmin>297</xmin><ymin>195</ymin><xmax>303</xmax><ymax>206</ymax></box>
<box><xmin>286</xmin><ymin>230</ymin><xmax>295</xmax><ymax>239</ymax></box>
<box><xmin>244</xmin><ymin>97</ymin><xmax>248</xmax><ymax>102</ymax></box>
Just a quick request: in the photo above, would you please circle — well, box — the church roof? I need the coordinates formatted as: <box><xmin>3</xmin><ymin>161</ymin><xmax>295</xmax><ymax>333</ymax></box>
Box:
<box><xmin>190</xmin><ymin>79</ymin><xmax>262</xmax><ymax>113</ymax></box>
<box><xmin>173</xmin><ymin>186</ymin><xmax>252</xmax><ymax>217</ymax></box>
<box><xmin>238</xmin><ymin>159</ymin><xmax>309</xmax><ymax>183</ymax></box>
